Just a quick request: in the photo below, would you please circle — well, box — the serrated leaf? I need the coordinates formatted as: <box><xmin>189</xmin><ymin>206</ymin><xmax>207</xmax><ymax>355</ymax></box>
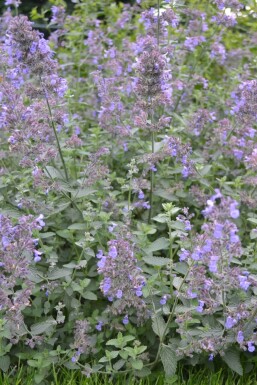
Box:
<box><xmin>160</xmin><ymin>345</ymin><xmax>177</xmax><ymax>377</ymax></box>
<box><xmin>222</xmin><ymin>348</ymin><xmax>243</xmax><ymax>376</ymax></box>
<box><xmin>48</xmin><ymin>268</ymin><xmax>72</xmax><ymax>280</ymax></box>
<box><xmin>30</xmin><ymin>317</ymin><xmax>56</xmax><ymax>335</ymax></box>
<box><xmin>45</xmin><ymin>166</ymin><xmax>64</xmax><ymax>180</ymax></box>
<box><xmin>174</xmin><ymin>262</ymin><xmax>188</xmax><ymax>275</ymax></box>
<box><xmin>144</xmin><ymin>237</ymin><xmax>170</xmax><ymax>253</ymax></box>
<box><xmin>152</xmin><ymin>314</ymin><xmax>167</xmax><ymax>338</ymax></box>
<box><xmin>71</xmin><ymin>188</ymin><xmax>96</xmax><ymax>199</ymax></box>
<box><xmin>143</xmin><ymin>255</ymin><xmax>170</xmax><ymax>266</ymax></box>
<box><xmin>28</xmin><ymin>267</ymin><xmax>44</xmax><ymax>283</ymax></box>
<box><xmin>48</xmin><ymin>202</ymin><xmax>70</xmax><ymax>216</ymax></box>
<box><xmin>1</xmin><ymin>208</ymin><xmax>21</xmax><ymax>218</ymax></box>
<box><xmin>0</xmin><ymin>355</ymin><xmax>10</xmax><ymax>372</ymax></box>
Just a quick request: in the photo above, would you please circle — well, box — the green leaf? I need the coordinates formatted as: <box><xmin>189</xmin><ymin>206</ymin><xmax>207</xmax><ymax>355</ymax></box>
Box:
<box><xmin>160</xmin><ymin>344</ymin><xmax>177</xmax><ymax>377</ymax></box>
<box><xmin>143</xmin><ymin>256</ymin><xmax>170</xmax><ymax>266</ymax></box>
<box><xmin>144</xmin><ymin>237</ymin><xmax>170</xmax><ymax>253</ymax></box>
<box><xmin>113</xmin><ymin>359</ymin><xmax>125</xmax><ymax>370</ymax></box>
<box><xmin>173</xmin><ymin>277</ymin><xmax>184</xmax><ymax>290</ymax></box>
<box><xmin>56</xmin><ymin>230</ymin><xmax>73</xmax><ymax>240</ymax></box>
<box><xmin>48</xmin><ymin>268</ymin><xmax>72</xmax><ymax>280</ymax></box>
<box><xmin>68</xmin><ymin>223</ymin><xmax>87</xmax><ymax>230</ymax></box>
<box><xmin>247</xmin><ymin>218</ymin><xmax>257</xmax><ymax>225</ymax></box>
<box><xmin>0</xmin><ymin>355</ymin><xmax>10</xmax><ymax>372</ymax></box>
<box><xmin>30</xmin><ymin>317</ymin><xmax>57</xmax><ymax>335</ymax></box>
<box><xmin>38</xmin><ymin>232</ymin><xmax>55</xmax><ymax>239</ymax></box>
<box><xmin>71</xmin><ymin>188</ymin><xmax>96</xmax><ymax>199</ymax></box>
<box><xmin>34</xmin><ymin>372</ymin><xmax>46</xmax><ymax>384</ymax></box>
<box><xmin>45</xmin><ymin>166</ymin><xmax>64</xmax><ymax>180</ymax></box>
<box><xmin>222</xmin><ymin>348</ymin><xmax>243</xmax><ymax>376</ymax></box>
<box><xmin>154</xmin><ymin>189</ymin><xmax>177</xmax><ymax>201</ymax></box>
<box><xmin>131</xmin><ymin>359</ymin><xmax>143</xmax><ymax>370</ymax></box>
<box><xmin>81</xmin><ymin>291</ymin><xmax>97</xmax><ymax>300</ymax></box>
<box><xmin>152</xmin><ymin>314</ymin><xmax>167</xmax><ymax>338</ymax></box>
<box><xmin>48</xmin><ymin>202</ymin><xmax>70</xmax><ymax>216</ymax></box>
<box><xmin>134</xmin><ymin>367</ymin><xmax>152</xmax><ymax>378</ymax></box>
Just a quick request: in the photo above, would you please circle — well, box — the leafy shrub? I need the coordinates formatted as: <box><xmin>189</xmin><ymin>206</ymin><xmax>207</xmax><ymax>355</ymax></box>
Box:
<box><xmin>1</xmin><ymin>0</ymin><xmax>257</xmax><ymax>383</ymax></box>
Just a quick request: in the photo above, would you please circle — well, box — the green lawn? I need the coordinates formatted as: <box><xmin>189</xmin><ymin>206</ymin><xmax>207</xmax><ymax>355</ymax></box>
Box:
<box><xmin>2</xmin><ymin>367</ymin><xmax>257</xmax><ymax>385</ymax></box>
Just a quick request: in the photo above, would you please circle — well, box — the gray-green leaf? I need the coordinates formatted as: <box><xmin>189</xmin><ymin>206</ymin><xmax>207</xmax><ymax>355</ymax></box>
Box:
<box><xmin>160</xmin><ymin>344</ymin><xmax>177</xmax><ymax>377</ymax></box>
<box><xmin>152</xmin><ymin>314</ymin><xmax>167</xmax><ymax>338</ymax></box>
<box><xmin>222</xmin><ymin>348</ymin><xmax>243</xmax><ymax>376</ymax></box>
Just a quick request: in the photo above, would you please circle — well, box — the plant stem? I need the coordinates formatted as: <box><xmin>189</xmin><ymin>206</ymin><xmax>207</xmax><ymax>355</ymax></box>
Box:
<box><xmin>157</xmin><ymin>0</ymin><xmax>160</xmax><ymax>46</ymax></box>
<box><xmin>148</xmin><ymin>132</ymin><xmax>155</xmax><ymax>223</ymax></box>
<box><xmin>41</xmin><ymin>81</ymin><xmax>69</xmax><ymax>182</ymax></box>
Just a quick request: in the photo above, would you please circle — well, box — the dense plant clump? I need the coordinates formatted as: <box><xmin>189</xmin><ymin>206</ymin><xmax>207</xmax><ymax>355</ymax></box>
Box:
<box><xmin>1</xmin><ymin>0</ymin><xmax>257</xmax><ymax>383</ymax></box>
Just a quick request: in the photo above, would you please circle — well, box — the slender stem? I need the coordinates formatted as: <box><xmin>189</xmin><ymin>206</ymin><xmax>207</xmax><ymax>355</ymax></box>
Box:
<box><xmin>41</xmin><ymin>81</ymin><xmax>69</xmax><ymax>182</ymax></box>
<box><xmin>148</xmin><ymin>132</ymin><xmax>155</xmax><ymax>223</ymax></box>
<box><xmin>157</xmin><ymin>0</ymin><xmax>160</xmax><ymax>46</ymax></box>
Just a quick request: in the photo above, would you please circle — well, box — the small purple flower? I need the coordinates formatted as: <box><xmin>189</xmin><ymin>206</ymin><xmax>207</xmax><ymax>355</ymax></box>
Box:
<box><xmin>102</xmin><ymin>277</ymin><xmax>112</xmax><ymax>294</ymax></box>
<box><xmin>123</xmin><ymin>142</ymin><xmax>128</xmax><ymax>152</ymax></box>
<box><xmin>96</xmin><ymin>250</ymin><xmax>103</xmax><ymax>259</ymax></box>
<box><xmin>123</xmin><ymin>315</ymin><xmax>129</xmax><ymax>325</ymax></box>
<box><xmin>187</xmin><ymin>289</ymin><xmax>198</xmax><ymax>299</ymax></box>
<box><xmin>96</xmin><ymin>321</ymin><xmax>104</xmax><ymax>331</ymax></box>
<box><xmin>36</xmin><ymin>214</ymin><xmax>45</xmax><ymax>228</ymax></box>
<box><xmin>109</xmin><ymin>246</ymin><xmax>117</xmax><ymax>258</ymax></box>
<box><xmin>135</xmin><ymin>288</ymin><xmax>143</xmax><ymax>297</ymax></box>
<box><xmin>97</xmin><ymin>256</ymin><xmax>106</xmax><ymax>269</ymax></box>
<box><xmin>160</xmin><ymin>295</ymin><xmax>168</xmax><ymax>305</ymax></box>
<box><xmin>138</xmin><ymin>190</ymin><xmax>144</xmax><ymax>199</ymax></box>
<box><xmin>142</xmin><ymin>202</ymin><xmax>151</xmax><ymax>209</ymax></box>
<box><xmin>213</xmin><ymin>223</ymin><xmax>223</xmax><ymax>239</ymax></box>
<box><xmin>239</xmin><ymin>275</ymin><xmax>250</xmax><ymax>291</ymax></box>
<box><xmin>237</xmin><ymin>331</ymin><xmax>244</xmax><ymax>344</ymax></box>
<box><xmin>230</xmin><ymin>231</ymin><xmax>239</xmax><ymax>243</ymax></box>
<box><xmin>2</xmin><ymin>236</ymin><xmax>10</xmax><ymax>249</ymax></box>
<box><xmin>71</xmin><ymin>356</ymin><xmax>77</xmax><ymax>363</ymax></box>
<box><xmin>209</xmin><ymin>354</ymin><xmax>214</xmax><ymax>361</ymax></box>
<box><xmin>225</xmin><ymin>316</ymin><xmax>237</xmax><ymax>329</ymax></box>
<box><xmin>209</xmin><ymin>255</ymin><xmax>219</xmax><ymax>273</ymax></box>
<box><xmin>33</xmin><ymin>250</ymin><xmax>42</xmax><ymax>263</ymax></box>
<box><xmin>179</xmin><ymin>248</ymin><xmax>190</xmax><ymax>261</ymax></box>
<box><xmin>230</xmin><ymin>202</ymin><xmax>239</xmax><ymax>219</ymax></box>
<box><xmin>248</xmin><ymin>341</ymin><xmax>255</xmax><ymax>352</ymax></box>
<box><xmin>196</xmin><ymin>300</ymin><xmax>205</xmax><ymax>313</ymax></box>
<box><xmin>116</xmin><ymin>289</ymin><xmax>123</xmax><ymax>299</ymax></box>
<box><xmin>108</xmin><ymin>223</ymin><xmax>117</xmax><ymax>233</ymax></box>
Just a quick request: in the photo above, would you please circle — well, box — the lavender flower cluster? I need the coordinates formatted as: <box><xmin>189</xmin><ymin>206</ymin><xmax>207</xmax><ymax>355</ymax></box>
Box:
<box><xmin>97</xmin><ymin>238</ymin><xmax>148</xmax><ymax>324</ymax></box>
<box><xmin>0</xmin><ymin>214</ymin><xmax>44</xmax><ymax>343</ymax></box>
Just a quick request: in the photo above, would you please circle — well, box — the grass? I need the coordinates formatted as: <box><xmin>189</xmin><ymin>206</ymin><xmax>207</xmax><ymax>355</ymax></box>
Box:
<box><xmin>2</xmin><ymin>366</ymin><xmax>257</xmax><ymax>385</ymax></box>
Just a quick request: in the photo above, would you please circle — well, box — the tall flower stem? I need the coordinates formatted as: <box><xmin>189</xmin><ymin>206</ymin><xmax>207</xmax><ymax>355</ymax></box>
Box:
<box><xmin>148</xmin><ymin>131</ymin><xmax>155</xmax><ymax>223</ymax></box>
<box><xmin>41</xmin><ymin>81</ymin><xmax>69</xmax><ymax>182</ymax></box>
<box><xmin>157</xmin><ymin>0</ymin><xmax>160</xmax><ymax>46</ymax></box>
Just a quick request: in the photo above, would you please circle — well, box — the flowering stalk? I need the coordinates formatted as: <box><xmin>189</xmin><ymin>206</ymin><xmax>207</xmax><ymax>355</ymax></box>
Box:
<box><xmin>41</xmin><ymin>81</ymin><xmax>69</xmax><ymax>181</ymax></box>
